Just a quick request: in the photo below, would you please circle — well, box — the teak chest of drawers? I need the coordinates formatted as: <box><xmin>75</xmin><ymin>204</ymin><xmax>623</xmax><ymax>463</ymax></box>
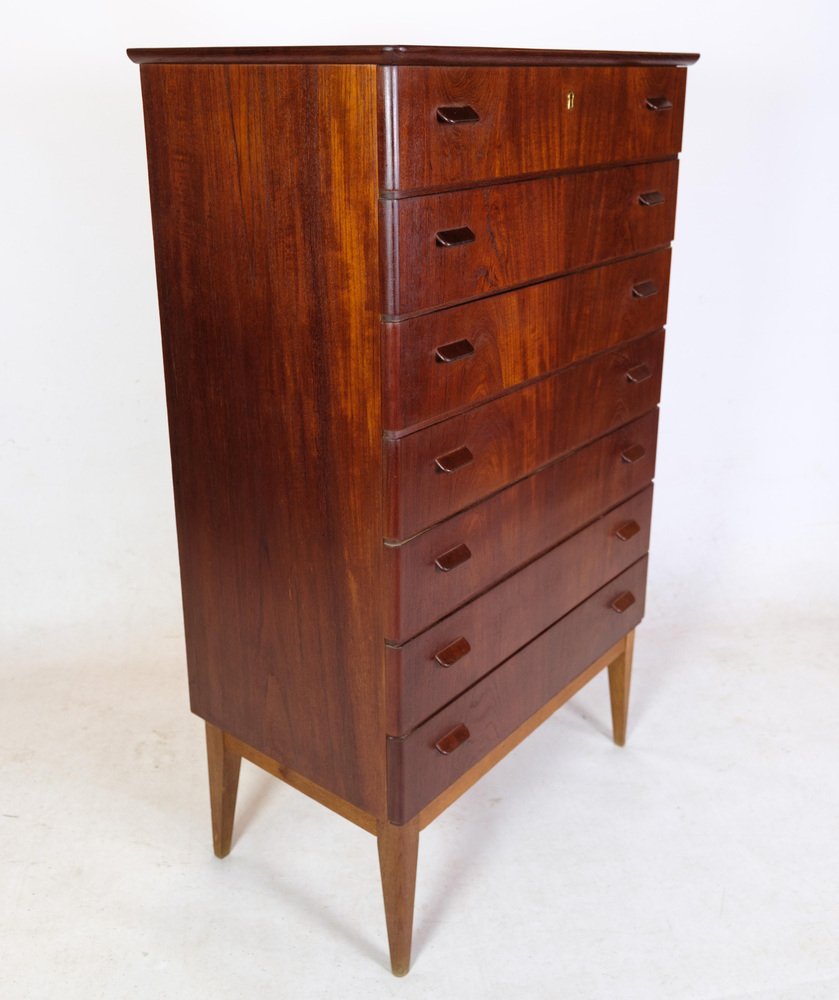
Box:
<box><xmin>129</xmin><ymin>44</ymin><xmax>698</xmax><ymax>975</ymax></box>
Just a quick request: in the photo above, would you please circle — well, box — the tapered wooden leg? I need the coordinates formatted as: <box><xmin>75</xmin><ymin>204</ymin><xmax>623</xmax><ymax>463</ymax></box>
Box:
<box><xmin>205</xmin><ymin>722</ymin><xmax>241</xmax><ymax>858</ymax></box>
<box><xmin>377</xmin><ymin>818</ymin><xmax>420</xmax><ymax>977</ymax></box>
<box><xmin>608</xmin><ymin>630</ymin><xmax>635</xmax><ymax>747</ymax></box>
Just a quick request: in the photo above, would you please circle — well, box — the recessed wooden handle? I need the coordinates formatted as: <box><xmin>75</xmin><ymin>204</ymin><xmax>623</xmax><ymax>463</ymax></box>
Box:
<box><xmin>434</xmin><ymin>445</ymin><xmax>474</xmax><ymax>473</ymax></box>
<box><xmin>434</xmin><ymin>722</ymin><xmax>471</xmax><ymax>755</ymax></box>
<box><xmin>434</xmin><ymin>637</ymin><xmax>471</xmax><ymax>668</ymax></box>
<box><xmin>435</xmin><ymin>226</ymin><xmax>476</xmax><ymax>248</ymax></box>
<box><xmin>645</xmin><ymin>96</ymin><xmax>673</xmax><ymax>112</ymax></box>
<box><xmin>639</xmin><ymin>190</ymin><xmax>665</xmax><ymax>207</ymax></box>
<box><xmin>436</xmin><ymin>105</ymin><xmax>480</xmax><ymax>124</ymax></box>
<box><xmin>434</xmin><ymin>543</ymin><xmax>472</xmax><ymax>573</ymax></box>
<box><xmin>610</xmin><ymin>591</ymin><xmax>636</xmax><ymax>614</ymax></box>
<box><xmin>621</xmin><ymin>444</ymin><xmax>646</xmax><ymax>464</ymax></box>
<box><xmin>626</xmin><ymin>363</ymin><xmax>652</xmax><ymax>384</ymax></box>
<box><xmin>632</xmin><ymin>280</ymin><xmax>658</xmax><ymax>299</ymax></box>
<box><xmin>435</xmin><ymin>339</ymin><xmax>475</xmax><ymax>364</ymax></box>
<box><xmin>615</xmin><ymin>520</ymin><xmax>641</xmax><ymax>541</ymax></box>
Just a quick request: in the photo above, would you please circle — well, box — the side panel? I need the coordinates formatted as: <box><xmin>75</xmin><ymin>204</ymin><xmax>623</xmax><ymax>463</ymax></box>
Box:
<box><xmin>140</xmin><ymin>64</ymin><xmax>385</xmax><ymax>816</ymax></box>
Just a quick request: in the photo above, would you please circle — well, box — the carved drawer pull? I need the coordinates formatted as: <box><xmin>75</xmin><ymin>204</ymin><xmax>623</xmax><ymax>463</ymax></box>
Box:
<box><xmin>626</xmin><ymin>363</ymin><xmax>652</xmax><ymax>384</ymax></box>
<box><xmin>436</xmin><ymin>105</ymin><xmax>480</xmax><ymax>124</ymax></box>
<box><xmin>645</xmin><ymin>96</ymin><xmax>673</xmax><ymax>111</ymax></box>
<box><xmin>434</xmin><ymin>637</ymin><xmax>471</xmax><ymax>668</ymax></box>
<box><xmin>615</xmin><ymin>520</ymin><xmax>641</xmax><ymax>541</ymax></box>
<box><xmin>639</xmin><ymin>190</ymin><xmax>665</xmax><ymax>207</ymax></box>
<box><xmin>434</xmin><ymin>543</ymin><xmax>472</xmax><ymax>573</ymax></box>
<box><xmin>435</xmin><ymin>226</ymin><xmax>476</xmax><ymax>248</ymax></box>
<box><xmin>610</xmin><ymin>591</ymin><xmax>637</xmax><ymax>614</ymax></box>
<box><xmin>435</xmin><ymin>339</ymin><xmax>475</xmax><ymax>364</ymax></box>
<box><xmin>632</xmin><ymin>280</ymin><xmax>658</xmax><ymax>299</ymax></box>
<box><xmin>434</xmin><ymin>722</ymin><xmax>471</xmax><ymax>755</ymax></box>
<box><xmin>621</xmin><ymin>444</ymin><xmax>646</xmax><ymax>464</ymax></box>
<box><xmin>434</xmin><ymin>445</ymin><xmax>474</xmax><ymax>473</ymax></box>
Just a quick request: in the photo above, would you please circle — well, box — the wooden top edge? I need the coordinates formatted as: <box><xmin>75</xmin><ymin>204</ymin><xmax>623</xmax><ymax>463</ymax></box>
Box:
<box><xmin>126</xmin><ymin>45</ymin><xmax>700</xmax><ymax>67</ymax></box>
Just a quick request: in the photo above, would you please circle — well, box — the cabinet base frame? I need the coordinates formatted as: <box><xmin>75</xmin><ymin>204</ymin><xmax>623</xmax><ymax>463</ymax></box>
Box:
<box><xmin>204</xmin><ymin>628</ymin><xmax>635</xmax><ymax>974</ymax></box>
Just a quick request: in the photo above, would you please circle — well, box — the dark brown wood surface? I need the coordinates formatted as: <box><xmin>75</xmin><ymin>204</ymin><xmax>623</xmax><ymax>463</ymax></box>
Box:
<box><xmin>387</xmin><ymin>557</ymin><xmax>648</xmax><ymax>824</ymax></box>
<box><xmin>382</xmin><ymin>249</ymin><xmax>671</xmax><ymax>433</ymax></box>
<box><xmin>130</xmin><ymin>45</ymin><xmax>698</xmax><ymax>977</ymax></box>
<box><xmin>380</xmin><ymin>66</ymin><xmax>686</xmax><ymax>192</ymax></box>
<box><xmin>383</xmin><ymin>409</ymin><xmax>659</xmax><ymax>640</ymax></box>
<box><xmin>384</xmin><ymin>330</ymin><xmax>664</xmax><ymax>540</ymax></box>
<box><xmin>140</xmin><ymin>63</ymin><xmax>387</xmax><ymax>817</ymax></box>
<box><xmin>386</xmin><ymin>487</ymin><xmax>653</xmax><ymax>735</ymax></box>
<box><xmin>128</xmin><ymin>45</ymin><xmax>700</xmax><ymax>67</ymax></box>
<box><xmin>381</xmin><ymin>160</ymin><xmax>679</xmax><ymax>316</ymax></box>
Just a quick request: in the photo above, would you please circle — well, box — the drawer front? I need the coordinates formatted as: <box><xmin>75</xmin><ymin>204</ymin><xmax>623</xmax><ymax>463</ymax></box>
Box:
<box><xmin>381</xmin><ymin>160</ymin><xmax>678</xmax><ymax>316</ymax></box>
<box><xmin>380</xmin><ymin>66</ymin><xmax>686</xmax><ymax>192</ymax></box>
<box><xmin>384</xmin><ymin>328</ymin><xmax>663</xmax><ymax>541</ymax></box>
<box><xmin>387</xmin><ymin>556</ymin><xmax>648</xmax><ymax>824</ymax></box>
<box><xmin>386</xmin><ymin>487</ymin><xmax>652</xmax><ymax>735</ymax></box>
<box><xmin>382</xmin><ymin>249</ymin><xmax>671</xmax><ymax>433</ymax></box>
<box><xmin>384</xmin><ymin>409</ymin><xmax>658</xmax><ymax>641</ymax></box>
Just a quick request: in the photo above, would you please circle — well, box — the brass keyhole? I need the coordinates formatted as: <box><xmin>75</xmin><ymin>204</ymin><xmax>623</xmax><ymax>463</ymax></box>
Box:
<box><xmin>566</xmin><ymin>91</ymin><xmax>575</xmax><ymax>110</ymax></box>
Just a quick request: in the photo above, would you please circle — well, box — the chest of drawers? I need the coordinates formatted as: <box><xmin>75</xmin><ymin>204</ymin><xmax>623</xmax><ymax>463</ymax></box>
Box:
<box><xmin>129</xmin><ymin>44</ymin><xmax>697</xmax><ymax>975</ymax></box>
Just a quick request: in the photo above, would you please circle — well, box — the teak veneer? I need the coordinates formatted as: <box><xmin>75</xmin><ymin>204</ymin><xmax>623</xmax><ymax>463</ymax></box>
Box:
<box><xmin>129</xmin><ymin>44</ymin><xmax>697</xmax><ymax>976</ymax></box>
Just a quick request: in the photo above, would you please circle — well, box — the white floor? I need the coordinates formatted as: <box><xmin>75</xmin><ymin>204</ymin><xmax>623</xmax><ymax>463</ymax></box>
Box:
<box><xmin>3</xmin><ymin>577</ymin><xmax>839</xmax><ymax>1000</ymax></box>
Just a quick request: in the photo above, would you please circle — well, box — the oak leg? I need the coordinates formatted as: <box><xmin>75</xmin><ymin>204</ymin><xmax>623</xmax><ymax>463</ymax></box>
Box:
<box><xmin>608</xmin><ymin>629</ymin><xmax>636</xmax><ymax>747</ymax></box>
<box><xmin>377</xmin><ymin>818</ymin><xmax>420</xmax><ymax>976</ymax></box>
<box><xmin>205</xmin><ymin>722</ymin><xmax>241</xmax><ymax>858</ymax></box>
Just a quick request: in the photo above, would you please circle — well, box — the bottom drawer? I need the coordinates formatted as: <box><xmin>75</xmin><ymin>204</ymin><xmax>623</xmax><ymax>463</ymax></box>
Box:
<box><xmin>387</xmin><ymin>556</ymin><xmax>648</xmax><ymax>824</ymax></box>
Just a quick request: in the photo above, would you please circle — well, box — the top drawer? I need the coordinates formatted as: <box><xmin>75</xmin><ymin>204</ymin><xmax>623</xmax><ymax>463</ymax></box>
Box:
<box><xmin>380</xmin><ymin>66</ymin><xmax>686</xmax><ymax>193</ymax></box>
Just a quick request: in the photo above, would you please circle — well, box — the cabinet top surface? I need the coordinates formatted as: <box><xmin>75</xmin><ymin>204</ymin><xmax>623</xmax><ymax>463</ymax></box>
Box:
<box><xmin>126</xmin><ymin>44</ymin><xmax>699</xmax><ymax>67</ymax></box>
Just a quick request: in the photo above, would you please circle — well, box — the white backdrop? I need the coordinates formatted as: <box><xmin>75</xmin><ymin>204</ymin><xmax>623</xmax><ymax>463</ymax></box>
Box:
<box><xmin>3</xmin><ymin>0</ymin><xmax>837</xmax><ymax>648</ymax></box>
<box><xmin>3</xmin><ymin>2</ymin><xmax>839</xmax><ymax>997</ymax></box>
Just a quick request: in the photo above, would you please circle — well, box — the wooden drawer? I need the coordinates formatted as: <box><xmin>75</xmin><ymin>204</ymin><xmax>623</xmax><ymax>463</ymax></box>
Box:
<box><xmin>380</xmin><ymin>66</ymin><xmax>686</xmax><ymax>193</ymax></box>
<box><xmin>384</xmin><ymin>409</ymin><xmax>658</xmax><ymax>641</ymax></box>
<box><xmin>382</xmin><ymin>249</ymin><xmax>671</xmax><ymax>433</ymax></box>
<box><xmin>386</xmin><ymin>486</ymin><xmax>652</xmax><ymax>735</ymax></box>
<box><xmin>381</xmin><ymin>160</ymin><xmax>678</xmax><ymax>316</ymax></box>
<box><xmin>387</xmin><ymin>556</ymin><xmax>648</xmax><ymax>824</ymax></box>
<box><xmin>384</xmin><ymin>329</ymin><xmax>663</xmax><ymax>541</ymax></box>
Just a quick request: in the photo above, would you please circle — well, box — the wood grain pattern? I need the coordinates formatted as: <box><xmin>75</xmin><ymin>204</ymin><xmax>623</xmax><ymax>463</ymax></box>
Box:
<box><xmin>384</xmin><ymin>409</ymin><xmax>659</xmax><ymax>640</ymax></box>
<box><xmin>386</xmin><ymin>488</ymin><xmax>652</xmax><ymax>735</ymax></box>
<box><xmin>380</xmin><ymin>66</ymin><xmax>686</xmax><ymax>192</ymax></box>
<box><xmin>382</xmin><ymin>249</ymin><xmax>671</xmax><ymax>433</ymax></box>
<box><xmin>128</xmin><ymin>45</ymin><xmax>700</xmax><ymax>67</ymax></box>
<box><xmin>131</xmin><ymin>46</ymin><xmax>696</xmax><ymax>976</ymax></box>
<box><xmin>381</xmin><ymin>160</ymin><xmax>678</xmax><ymax>316</ymax></box>
<box><xmin>140</xmin><ymin>63</ymin><xmax>387</xmax><ymax>817</ymax></box>
<box><xmin>416</xmin><ymin>634</ymin><xmax>629</xmax><ymax>830</ymax></box>
<box><xmin>384</xmin><ymin>330</ymin><xmax>664</xmax><ymax>541</ymax></box>
<box><xmin>387</xmin><ymin>557</ymin><xmax>648</xmax><ymax>824</ymax></box>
